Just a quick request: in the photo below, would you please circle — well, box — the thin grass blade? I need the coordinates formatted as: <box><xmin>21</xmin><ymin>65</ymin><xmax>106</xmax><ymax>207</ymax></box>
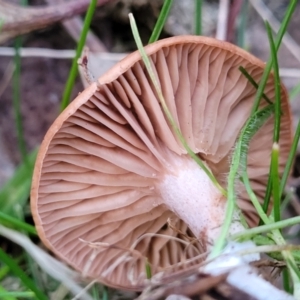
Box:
<box><xmin>211</xmin><ymin>105</ymin><xmax>274</xmax><ymax>257</ymax></box>
<box><xmin>0</xmin><ymin>149</ymin><xmax>37</xmax><ymax>216</ymax></box>
<box><xmin>0</xmin><ymin>248</ymin><xmax>47</xmax><ymax>300</ymax></box>
<box><xmin>231</xmin><ymin>216</ymin><xmax>300</xmax><ymax>240</ymax></box>
<box><xmin>13</xmin><ymin>38</ymin><xmax>27</xmax><ymax>162</ymax></box>
<box><xmin>271</xmin><ymin>143</ymin><xmax>280</xmax><ymax>222</ymax></box>
<box><xmin>0</xmin><ymin>286</ymin><xmax>17</xmax><ymax>300</ymax></box>
<box><xmin>195</xmin><ymin>0</ymin><xmax>202</xmax><ymax>35</ymax></box>
<box><xmin>266</xmin><ymin>22</ymin><xmax>281</xmax><ymax>143</ymax></box>
<box><xmin>280</xmin><ymin>117</ymin><xmax>300</xmax><ymax>197</ymax></box>
<box><xmin>60</xmin><ymin>0</ymin><xmax>97</xmax><ymax>111</ymax></box>
<box><xmin>130</xmin><ymin>13</ymin><xmax>226</xmax><ymax>196</ymax></box>
<box><xmin>239</xmin><ymin>67</ymin><xmax>272</xmax><ymax>104</ymax></box>
<box><xmin>148</xmin><ymin>0</ymin><xmax>174</xmax><ymax>43</ymax></box>
<box><xmin>251</xmin><ymin>0</ymin><xmax>298</xmax><ymax>114</ymax></box>
<box><xmin>0</xmin><ymin>211</ymin><xmax>36</xmax><ymax>235</ymax></box>
<box><xmin>237</xmin><ymin>0</ymin><xmax>248</xmax><ymax>48</ymax></box>
<box><xmin>260</xmin><ymin>5</ymin><xmax>296</xmax><ymax>216</ymax></box>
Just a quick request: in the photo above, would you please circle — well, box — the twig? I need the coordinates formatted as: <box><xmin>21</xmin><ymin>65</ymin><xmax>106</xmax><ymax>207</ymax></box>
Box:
<box><xmin>0</xmin><ymin>0</ymin><xmax>111</xmax><ymax>43</ymax></box>
<box><xmin>0</xmin><ymin>47</ymin><xmax>127</xmax><ymax>60</ymax></box>
<box><xmin>63</xmin><ymin>17</ymin><xmax>107</xmax><ymax>52</ymax></box>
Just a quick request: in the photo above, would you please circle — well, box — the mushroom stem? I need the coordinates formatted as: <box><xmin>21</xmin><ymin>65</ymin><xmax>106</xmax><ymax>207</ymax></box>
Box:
<box><xmin>158</xmin><ymin>154</ymin><xmax>244</xmax><ymax>246</ymax></box>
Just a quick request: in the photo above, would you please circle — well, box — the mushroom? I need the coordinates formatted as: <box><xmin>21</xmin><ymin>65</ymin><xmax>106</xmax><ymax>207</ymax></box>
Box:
<box><xmin>31</xmin><ymin>35</ymin><xmax>292</xmax><ymax>290</ymax></box>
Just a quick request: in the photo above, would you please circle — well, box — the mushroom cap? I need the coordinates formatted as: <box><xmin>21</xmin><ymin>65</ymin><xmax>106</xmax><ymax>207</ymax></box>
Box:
<box><xmin>31</xmin><ymin>35</ymin><xmax>292</xmax><ymax>290</ymax></box>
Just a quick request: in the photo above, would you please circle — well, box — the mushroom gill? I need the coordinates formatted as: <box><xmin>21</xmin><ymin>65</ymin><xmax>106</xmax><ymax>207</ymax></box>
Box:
<box><xmin>31</xmin><ymin>36</ymin><xmax>292</xmax><ymax>290</ymax></box>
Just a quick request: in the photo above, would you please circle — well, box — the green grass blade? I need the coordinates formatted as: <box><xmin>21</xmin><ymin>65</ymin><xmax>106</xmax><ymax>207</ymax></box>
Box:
<box><xmin>253</xmin><ymin>235</ymin><xmax>300</xmax><ymax>262</ymax></box>
<box><xmin>283</xmin><ymin>268</ymin><xmax>292</xmax><ymax>294</ymax></box>
<box><xmin>195</xmin><ymin>0</ymin><xmax>202</xmax><ymax>35</ymax></box>
<box><xmin>239</xmin><ymin>105</ymin><xmax>275</xmax><ymax>171</ymax></box>
<box><xmin>273</xmin><ymin>0</ymin><xmax>298</xmax><ymax>51</ymax></box>
<box><xmin>92</xmin><ymin>285</ymin><xmax>100</xmax><ymax>300</ymax></box>
<box><xmin>0</xmin><ymin>211</ymin><xmax>37</xmax><ymax>235</ymax></box>
<box><xmin>13</xmin><ymin>206</ymin><xmax>40</xmax><ymax>287</ymax></box>
<box><xmin>260</xmin><ymin>6</ymin><xmax>296</xmax><ymax>216</ymax></box>
<box><xmin>241</xmin><ymin>173</ymin><xmax>300</xmax><ymax>290</ymax></box>
<box><xmin>0</xmin><ymin>255</ymin><xmax>23</xmax><ymax>282</ymax></box>
<box><xmin>280</xmin><ymin>117</ymin><xmax>300</xmax><ymax>197</ymax></box>
<box><xmin>211</xmin><ymin>105</ymin><xmax>274</xmax><ymax>257</ymax></box>
<box><xmin>13</xmin><ymin>38</ymin><xmax>27</xmax><ymax>162</ymax></box>
<box><xmin>0</xmin><ymin>266</ymin><xmax>9</xmax><ymax>281</ymax></box>
<box><xmin>237</xmin><ymin>0</ymin><xmax>248</xmax><ymax>48</ymax></box>
<box><xmin>239</xmin><ymin>65</ymin><xmax>274</xmax><ymax>220</ymax></box>
<box><xmin>0</xmin><ymin>150</ymin><xmax>37</xmax><ymax>216</ymax></box>
<box><xmin>12</xmin><ymin>0</ymin><xmax>28</xmax><ymax>162</ymax></box>
<box><xmin>130</xmin><ymin>13</ymin><xmax>226</xmax><ymax>196</ymax></box>
<box><xmin>271</xmin><ymin>143</ymin><xmax>280</xmax><ymax>222</ymax></box>
<box><xmin>0</xmin><ymin>248</ymin><xmax>47</xmax><ymax>300</ymax></box>
<box><xmin>239</xmin><ymin>173</ymin><xmax>300</xmax><ymax>289</ymax></box>
<box><xmin>148</xmin><ymin>0</ymin><xmax>174</xmax><ymax>43</ymax></box>
<box><xmin>0</xmin><ymin>286</ymin><xmax>17</xmax><ymax>300</ymax></box>
<box><xmin>102</xmin><ymin>285</ymin><xmax>108</xmax><ymax>300</ymax></box>
<box><xmin>231</xmin><ymin>215</ymin><xmax>300</xmax><ymax>240</ymax></box>
<box><xmin>239</xmin><ymin>67</ymin><xmax>272</xmax><ymax>105</ymax></box>
<box><xmin>261</xmin><ymin>177</ymin><xmax>272</xmax><ymax>219</ymax></box>
<box><xmin>60</xmin><ymin>0</ymin><xmax>97</xmax><ymax>111</ymax></box>
<box><xmin>251</xmin><ymin>0</ymin><xmax>298</xmax><ymax>114</ymax></box>
<box><xmin>266</xmin><ymin>22</ymin><xmax>281</xmax><ymax>143</ymax></box>
<box><xmin>242</xmin><ymin>173</ymin><xmax>270</xmax><ymax>225</ymax></box>
<box><xmin>145</xmin><ymin>259</ymin><xmax>152</xmax><ymax>279</ymax></box>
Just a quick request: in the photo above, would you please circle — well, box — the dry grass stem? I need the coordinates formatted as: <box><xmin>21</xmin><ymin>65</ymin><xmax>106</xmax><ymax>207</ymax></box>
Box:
<box><xmin>167</xmin><ymin>218</ymin><xmax>199</xmax><ymax>243</ymax></box>
<box><xmin>80</xmin><ymin>232</ymin><xmax>206</xmax><ymax>286</ymax></box>
<box><xmin>71</xmin><ymin>280</ymin><xmax>98</xmax><ymax>300</ymax></box>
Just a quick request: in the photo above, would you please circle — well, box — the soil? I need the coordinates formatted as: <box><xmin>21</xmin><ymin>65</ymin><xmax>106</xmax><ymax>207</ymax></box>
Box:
<box><xmin>0</xmin><ymin>25</ymin><xmax>80</xmax><ymax>162</ymax></box>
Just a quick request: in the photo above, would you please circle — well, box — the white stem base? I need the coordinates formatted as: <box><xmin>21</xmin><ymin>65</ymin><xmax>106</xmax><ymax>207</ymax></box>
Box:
<box><xmin>158</xmin><ymin>154</ymin><xmax>243</xmax><ymax>244</ymax></box>
<box><xmin>204</xmin><ymin>241</ymin><xmax>295</xmax><ymax>300</ymax></box>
